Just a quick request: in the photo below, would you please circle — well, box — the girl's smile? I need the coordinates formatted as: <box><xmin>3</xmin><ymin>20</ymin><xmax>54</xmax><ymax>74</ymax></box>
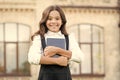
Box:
<box><xmin>46</xmin><ymin>10</ymin><xmax>62</xmax><ymax>32</ymax></box>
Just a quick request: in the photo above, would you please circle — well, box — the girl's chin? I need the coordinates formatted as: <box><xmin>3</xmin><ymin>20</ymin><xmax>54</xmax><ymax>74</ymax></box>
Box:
<box><xmin>50</xmin><ymin>30</ymin><xmax>59</xmax><ymax>32</ymax></box>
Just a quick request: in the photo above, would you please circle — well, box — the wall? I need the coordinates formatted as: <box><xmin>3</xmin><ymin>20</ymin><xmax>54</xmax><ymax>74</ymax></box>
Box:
<box><xmin>0</xmin><ymin>0</ymin><xmax>119</xmax><ymax>80</ymax></box>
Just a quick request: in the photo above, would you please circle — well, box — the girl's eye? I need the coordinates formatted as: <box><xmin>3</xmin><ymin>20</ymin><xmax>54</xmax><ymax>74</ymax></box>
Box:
<box><xmin>48</xmin><ymin>17</ymin><xmax>61</xmax><ymax>20</ymax></box>
<box><xmin>56</xmin><ymin>18</ymin><xmax>60</xmax><ymax>20</ymax></box>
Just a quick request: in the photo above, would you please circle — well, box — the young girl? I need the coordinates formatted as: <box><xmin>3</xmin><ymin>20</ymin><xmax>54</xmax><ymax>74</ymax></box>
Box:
<box><xmin>28</xmin><ymin>5</ymin><xmax>84</xmax><ymax>80</ymax></box>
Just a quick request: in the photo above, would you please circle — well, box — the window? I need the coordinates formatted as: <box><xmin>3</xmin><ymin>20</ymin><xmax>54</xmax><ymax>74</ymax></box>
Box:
<box><xmin>0</xmin><ymin>23</ymin><xmax>30</xmax><ymax>76</ymax></box>
<box><xmin>68</xmin><ymin>24</ymin><xmax>105</xmax><ymax>76</ymax></box>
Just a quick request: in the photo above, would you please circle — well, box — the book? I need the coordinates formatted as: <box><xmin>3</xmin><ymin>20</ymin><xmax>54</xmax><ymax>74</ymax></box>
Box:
<box><xmin>47</xmin><ymin>38</ymin><xmax>66</xmax><ymax>57</ymax></box>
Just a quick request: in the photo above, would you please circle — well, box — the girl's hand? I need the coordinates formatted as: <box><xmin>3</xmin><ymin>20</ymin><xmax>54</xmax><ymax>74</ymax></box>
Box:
<box><xmin>44</xmin><ymin>46</ymin><xmax>59</xmax><ymax>57</ymax></box>
<box><xmin>56</xmin><ymin>56</ymin><xmax>68</xmax><ymax>66</ymax></box>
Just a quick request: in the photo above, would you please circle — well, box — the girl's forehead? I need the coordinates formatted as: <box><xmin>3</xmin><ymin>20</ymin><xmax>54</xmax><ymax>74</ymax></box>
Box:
<box><xmin>49</xmin><ymin>10</ymin><xmax>61</xmax><ymax>17</ymax></box>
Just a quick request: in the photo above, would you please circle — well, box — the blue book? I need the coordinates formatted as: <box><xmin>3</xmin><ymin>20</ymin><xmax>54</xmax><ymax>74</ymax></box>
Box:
<box><xmin>47</xmin><ymin>38</ymin><xmax>66</xmax><ymax>57</ymax></box>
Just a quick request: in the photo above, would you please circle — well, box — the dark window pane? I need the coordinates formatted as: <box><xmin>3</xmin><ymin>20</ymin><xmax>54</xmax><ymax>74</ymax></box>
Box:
<box><xmin>0</xmin><ymin>43</ymin><xmax>4</xmax><ymax>73</ymax></box>
<box><xmin>6</xmin><ymin>44</ymin><xmax>17</xmax><ymax>73</ymax></box>
<box><xmin>5</xmin><ymin>23</ymin><xmax>17</xmax><ymax>42</ymax></box>
<box><xmin>18</xmin><ymin>43</ymin><xmax>30</xmax><ymax>75</ymax></box>
<box><xmin>81</xmin><ymin>44</ymin><xmax>92</xmax><ymax>74</ymax></box>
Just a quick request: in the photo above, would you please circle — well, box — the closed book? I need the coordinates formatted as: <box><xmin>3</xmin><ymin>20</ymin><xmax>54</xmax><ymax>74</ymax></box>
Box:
<box><xmin>47</xmin><ymin>38</ymin><xmax>65</xmax><ymax>57</ymax></box>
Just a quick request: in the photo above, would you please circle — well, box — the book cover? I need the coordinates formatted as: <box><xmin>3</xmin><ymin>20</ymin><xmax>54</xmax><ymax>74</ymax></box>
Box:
<box><xmin>47</xmin><ymin>38</ymin><xmax>65</xmax><ymax>57</ymax></box>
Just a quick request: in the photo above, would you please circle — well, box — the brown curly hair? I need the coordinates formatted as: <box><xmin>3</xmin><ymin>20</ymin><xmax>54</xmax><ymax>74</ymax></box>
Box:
<box><xmin>31</xmin><ymin>5</ymin><xmax>68</xmax><ymax>40</ymax></box>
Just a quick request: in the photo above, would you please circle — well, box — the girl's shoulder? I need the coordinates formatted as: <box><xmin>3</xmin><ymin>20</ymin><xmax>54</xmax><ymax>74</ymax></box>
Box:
<box><xmin>33</xmin><ymin>34</ymin><xmax>41</xmax><ymax>40</ymax></box>
<box><xmin>68</xmin><ymin>33</ymin><xmax>75</xmax><ymax>38</ymax></box>
<box><xmin>68</xmin><ymin>33</ymin><xmax>78</xmax><ymax>42</ymax></box>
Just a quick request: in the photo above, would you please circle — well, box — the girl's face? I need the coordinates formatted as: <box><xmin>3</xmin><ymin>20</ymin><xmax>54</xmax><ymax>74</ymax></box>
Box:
<box><xmin>46</xmin><ymin>10</ymin><xmax>62</xmax><ymax>32</ymax></box>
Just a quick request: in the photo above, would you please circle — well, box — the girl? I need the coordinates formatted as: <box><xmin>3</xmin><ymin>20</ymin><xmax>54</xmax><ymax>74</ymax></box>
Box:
<box><xmin>28</xmin><ymin>5</ymin><xmax>84</xmax><ymax>80</ymax></box>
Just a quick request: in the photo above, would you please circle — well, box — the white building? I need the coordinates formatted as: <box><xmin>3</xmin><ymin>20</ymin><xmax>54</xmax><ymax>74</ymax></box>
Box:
<box><xmin>0</xmin><ymin>0</ymin><xmax>120</xmax><ymax>80</ymax></box>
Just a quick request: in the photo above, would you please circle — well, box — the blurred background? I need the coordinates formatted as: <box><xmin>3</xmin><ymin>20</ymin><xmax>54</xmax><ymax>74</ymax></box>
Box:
<box><xmin>0</xmin><ymin>0</ymin><xmax>120</xmax><ymax>80</ymax></box>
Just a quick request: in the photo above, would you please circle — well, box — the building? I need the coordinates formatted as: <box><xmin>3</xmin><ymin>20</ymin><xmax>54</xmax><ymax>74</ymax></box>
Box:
<box><xmin>0</xmin><ymin>0</ymin><xmax>120</xmax><ymax>80</ymax></box>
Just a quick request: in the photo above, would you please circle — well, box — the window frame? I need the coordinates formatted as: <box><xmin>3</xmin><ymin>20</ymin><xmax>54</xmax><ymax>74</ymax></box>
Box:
<box><xmin>68</xmin><ymin>23</ymin><xmax>105</xmax><ymax>77</ymax></box>
<box><xmin>0</xmin><ymin>22</ymin><xmax>31</xmax><ymax>76</ymax></box>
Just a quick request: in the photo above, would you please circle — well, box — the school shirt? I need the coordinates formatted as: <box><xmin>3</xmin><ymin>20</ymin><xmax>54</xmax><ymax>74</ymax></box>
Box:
<box><xmin>28</xmin><ymin>30</ymin><xmax>84</xmax><ymax>65</ymax></box>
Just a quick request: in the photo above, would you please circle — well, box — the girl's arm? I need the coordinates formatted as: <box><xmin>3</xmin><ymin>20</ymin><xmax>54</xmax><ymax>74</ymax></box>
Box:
<box><xmin>40</xmin><ymin>55</ymin><xmax>68</xmax><ymax>66</ymax></box>
<box><xmin>28</xmin><ymin>35</ymin><xmax>68</xmax><ymax>66</ymax></box>
<box><xmin>44</xmin><ymin>46</ymin><xmax>72</xmax><ymax>59</ymax></box>
<box><xmin>69</xmin><ymin>33</ymin><xmax>84</xmax><ymax>63</ymax></box>
<box><xmin>56</xmin><ymin>47</ymin><xmax>72</xmax><ymax>59</ymax></box>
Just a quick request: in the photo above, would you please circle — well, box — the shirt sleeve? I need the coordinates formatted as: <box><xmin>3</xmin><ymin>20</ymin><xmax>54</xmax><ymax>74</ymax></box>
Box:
<box><xmin>69</xmin><ymin>33</ymin><xmax>84</xmax><ymax>63</ymax></box>
<box><xmin>28</xmin><ymin>35</ymin><xmax>42</xmax><ymax>65</ymax></box>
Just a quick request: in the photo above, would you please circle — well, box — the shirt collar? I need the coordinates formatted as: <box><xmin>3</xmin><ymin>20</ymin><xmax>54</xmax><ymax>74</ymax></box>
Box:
<box><xmin>46</xmin><ymin>30</ymin><xmax>62</xmax><ymax>36</ymax></box>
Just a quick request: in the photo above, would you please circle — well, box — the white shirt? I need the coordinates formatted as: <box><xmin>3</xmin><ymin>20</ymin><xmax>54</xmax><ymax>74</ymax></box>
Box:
<box><xmin>28</xmin><ymin>31</ymin><xmax>84</xmax><ymax>65</ymax></box>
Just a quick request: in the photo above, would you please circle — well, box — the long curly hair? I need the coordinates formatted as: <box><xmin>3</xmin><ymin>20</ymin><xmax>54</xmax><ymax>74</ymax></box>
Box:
<box><xmin>31</xmin><ymin>5</ymin><xmax>68</xmax><ymax>40</ymax></box>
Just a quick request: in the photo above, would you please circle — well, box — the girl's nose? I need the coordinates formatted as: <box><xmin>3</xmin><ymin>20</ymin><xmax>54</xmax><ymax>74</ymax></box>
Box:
<box><xmin>51</xmin><ymin>19</ymin><xmax>56</xmax><ymax>23</ymax></box>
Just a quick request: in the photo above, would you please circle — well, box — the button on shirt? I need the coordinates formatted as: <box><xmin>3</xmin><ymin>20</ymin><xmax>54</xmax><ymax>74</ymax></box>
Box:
<box><xmin>28</xmin><ymin>31</ymin><xmax>84</xmax><ymax>65</ymax></box>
